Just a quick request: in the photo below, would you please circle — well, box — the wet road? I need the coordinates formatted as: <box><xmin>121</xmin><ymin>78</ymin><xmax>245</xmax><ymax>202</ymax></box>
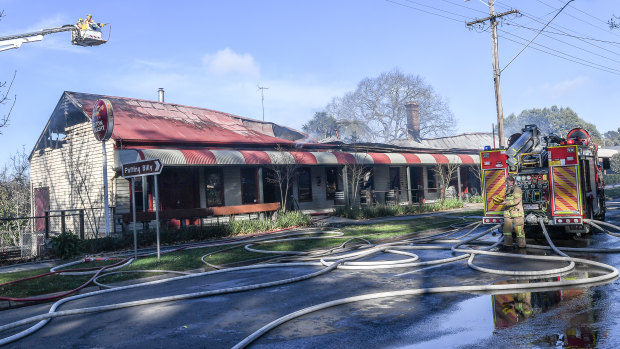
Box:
<box><xmin>1</xmin><ymin>200</ymin><xmax>620</xmax><ymax>348</ymax></box>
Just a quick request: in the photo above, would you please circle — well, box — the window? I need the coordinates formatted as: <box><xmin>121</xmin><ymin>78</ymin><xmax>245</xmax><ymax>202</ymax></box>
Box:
<box><xmin>205</xmin><ymin>168</ymin><xmax>224</xmax><ymax>206</ymax></box>
<box><xmin>130</xmin><ymin>177</ymin><xmax>152</xmax><ymax>211</ymax></box>
<box><xmin>427</xmin><ymin>168</ymin><xmax>436</xmax><ymax>192</ymax></box>
<box><xmin>133</xmin><ymin>177</ymin><xmax>144</xmax><ymax>211</ymax></box>
<box><xmin>325</xmin><ymin>167</ymin><xmax>338</xmax><ymax>200</ymax></box>
<box><xmin>241</xmin><ymin>168</ymin><xmax>258</xmax><ymax>204</ymax></box>
<box><xmin>389</xmin><ymin>167</ymin><xmax>400</xmax><ymax>189</ymax></box>
<box><xmin>298</xmin><ymin>167</ymin><xmax>312</xmax><ymax>202</ymax></box>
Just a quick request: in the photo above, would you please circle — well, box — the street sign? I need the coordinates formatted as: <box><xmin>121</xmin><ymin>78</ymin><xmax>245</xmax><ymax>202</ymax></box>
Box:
<box><xmin>123</xmin><ymin>158</ymin><xmax>164</xmax><ymax>261</ymax></box>
<box><xmin>122</xmin><ymin>159</ymin><xmax>163</xmax><ymax>178</ymax></box>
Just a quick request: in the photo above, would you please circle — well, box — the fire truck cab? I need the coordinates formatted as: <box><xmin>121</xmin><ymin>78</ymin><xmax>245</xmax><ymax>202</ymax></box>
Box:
<box><xmin>481</xmin><ymin>125</ymin><xmax>606</xmax><ymax>235</ymax></box>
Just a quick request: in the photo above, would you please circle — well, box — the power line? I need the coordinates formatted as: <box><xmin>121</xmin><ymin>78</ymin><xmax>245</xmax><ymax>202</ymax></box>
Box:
<box><xmin>386</xmin><ymin>0</ymin><xmax>620</xmax><ymax>76</ymax></box>
<box><xmin>510</xmin><ymin>12</ymin><xmax>620</xmax><ymax>61</ymax></box>
<box><xmin>384</xmin><ymin>0</ymin><xmax>465</xmax><ymax>23</ymax></box>
<box><xmin>497</xmin><ymin>29</ymin><xmax>620</xmax><ymax>75</ymax></box>
<box><xmin>500</xmin><ymin>0</ymin><xmax>574</xmax><ymax>73</ymax></box>
<box><xmin>504</xmin><ymin>22</ymin><xmax>620</xmax><ymax>46</ymax></box>
<box><xmin>537</xmin><ymin>0</ymin><xmax>620</xmax><ymax>38</ymax></box>
<box><xmin>437</xmin><ymin>0</ymin><xmax>489</xmax><ymax>16</ymax></box>
<box><xmin>551</xmin><ymin>0</ymin><xmax>616</xmax><ymax>28</ymax></box>
<box><xmin>498</xmin><ymin>33</ymin><xmax>620</xmax><ymax>76</ymax></box>
<box><xmin>498</xmin><ymin>0</ymin><xmax>620</xmax><ymax>41</ymax></box>
<box><xmin>403</xmin><ymin>0</ymin><xmax>472</xmax><ymax>20</ymax></box>
<box><xmin>502</xmin><ymin>22</ymin><xmax>620</xmax><ymax>66</ymax></box>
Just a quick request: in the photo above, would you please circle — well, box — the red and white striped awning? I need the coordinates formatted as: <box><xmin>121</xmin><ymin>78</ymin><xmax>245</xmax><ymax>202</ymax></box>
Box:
<box><xmin>115</xmin><ymin>148</ymin><xmax>480</xmax><ymax>168</ymax></box>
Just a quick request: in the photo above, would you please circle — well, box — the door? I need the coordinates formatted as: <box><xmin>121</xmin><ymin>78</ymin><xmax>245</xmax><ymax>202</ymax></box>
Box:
<box><xmin>34</xmin><ymin>187</ymin><xmax>50</xmax><ymax>231</ymax></box>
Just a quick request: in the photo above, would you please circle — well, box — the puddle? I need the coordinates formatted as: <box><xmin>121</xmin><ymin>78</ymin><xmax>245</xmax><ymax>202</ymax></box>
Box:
<box><xmin>395</xmin><ymin>295</ymin><xmax>493</xmax><ymax>348</ymax></box>
<box><xmin>492</xmin><ymin>276</ymin><xmax>597</xmax><ymax>348</ymax></box>
<box><xmin>395</xmin><ymin>273</ymin><xmax>599</xmax><ymax>348</ymax></box>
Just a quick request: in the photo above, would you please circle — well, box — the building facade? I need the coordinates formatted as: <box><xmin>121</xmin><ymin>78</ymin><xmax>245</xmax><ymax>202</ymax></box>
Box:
<box><xmin>30</xmin><ymin>92</ymin><xmax>482</xmax><ymax>237</ymax></box>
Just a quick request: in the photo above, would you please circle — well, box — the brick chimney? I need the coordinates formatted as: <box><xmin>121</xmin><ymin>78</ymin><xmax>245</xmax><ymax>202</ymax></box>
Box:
<box><xmin>405</xmin><ymin>102</ymin><xmax>421</xmax><ymax>142</ymax></box>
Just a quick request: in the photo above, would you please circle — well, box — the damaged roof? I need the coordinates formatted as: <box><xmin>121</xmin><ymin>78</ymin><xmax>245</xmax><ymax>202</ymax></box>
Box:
<box><xmin>64</xmin><ymin>91</ymin><xmax>306</xmax><ymax>146</ymax></box>
<box><xmin>392</xmin><ymin>132</ymin><xmax>496</xmax><ymax>150</ymax></box>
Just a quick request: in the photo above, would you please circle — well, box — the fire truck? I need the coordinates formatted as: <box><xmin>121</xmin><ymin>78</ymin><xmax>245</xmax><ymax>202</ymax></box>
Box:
<box><xmin>480</xmin><ymin>125</ymin><xmax>607</xmax><ymax>235</ymax></box>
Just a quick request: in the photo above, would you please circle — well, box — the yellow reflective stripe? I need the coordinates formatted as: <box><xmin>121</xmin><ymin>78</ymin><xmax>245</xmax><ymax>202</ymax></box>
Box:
<box><xmin>514</xmin><ymin>193</ymin><xmax>522</xmax><ymax>198</ymax></box>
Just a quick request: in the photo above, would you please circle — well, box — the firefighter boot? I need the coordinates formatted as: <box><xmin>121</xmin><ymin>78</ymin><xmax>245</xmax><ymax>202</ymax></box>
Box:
<box><xmin>503</xmin><ymin>234</ymin><xmax>514</xmax><ymax>248</ymax></box>
<box><xmin>516</xmin><ymin>226</ymin><xmax>526</xmax><ymax>248</ymax></box>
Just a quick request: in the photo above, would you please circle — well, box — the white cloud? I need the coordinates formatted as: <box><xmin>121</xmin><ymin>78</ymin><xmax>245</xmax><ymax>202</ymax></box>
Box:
<box><xmin>107</xmin><ymin>55</ymin><xmax>349</xmax><ymax>130</ymax></box>
<box><xmin>202</xmin><ymin>48</ymin><xmax>260</xmax><ymax>77</ymax></box>
<box><xmin>540</xmin><ymin>76</ymin><xmax>589</xmax><ymax>99</ymax></box>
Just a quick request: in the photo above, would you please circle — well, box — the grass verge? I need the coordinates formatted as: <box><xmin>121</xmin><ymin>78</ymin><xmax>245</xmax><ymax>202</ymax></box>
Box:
<box><xmin>0</xmin><ymin>211</ymin><xmax>481</xmax><ymax>299</ymax></box>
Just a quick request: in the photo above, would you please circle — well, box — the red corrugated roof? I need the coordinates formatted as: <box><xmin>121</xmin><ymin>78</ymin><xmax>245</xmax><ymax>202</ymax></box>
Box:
<box><xmin>66</xmin><ymin>91</ymin><xmax>303</xmax><ymax>146</ymax></box>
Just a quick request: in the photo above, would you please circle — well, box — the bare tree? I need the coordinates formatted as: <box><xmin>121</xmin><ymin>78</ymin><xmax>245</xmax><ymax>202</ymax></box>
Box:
<box><xmin>0</xmin><ymin>146</ymin><xmax>30</xmax><ymax>247</ymax></box>
<box><xmin>0</xmin><ymin>12</ymin><xmax>17</xmax><ymax>134</ymax></box>
<box><xmin>266</xmin><ymin>145</ymin><xmax>303</xmax><ymax>213</ymax></box>
<box><xmin>325</xmin><ymin>69</ymin><xmax>455</xmax><ymax>143</ymax></box>
<box><xmin>433</xmin><ymin>162</ymin><xmax>460</xmax><ymax>200</ymax></box>
<box><xmin>60</xmin><ymin>122</ymin><xmax>105</xmax><ymax>237</ymax></box>
<box><xmin>345</xmin><ymin>146</ymin><xmax>373</xmax><ymax>207</ymax></box>
<box><xmin>467</xmin><ymin>165</ymin><xmax>483</xmax><ymax>196</ymax></box>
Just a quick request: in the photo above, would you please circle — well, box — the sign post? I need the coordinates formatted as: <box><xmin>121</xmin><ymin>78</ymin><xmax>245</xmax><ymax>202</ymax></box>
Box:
<box><xmin>92</xmin><ymin>99</ymin><xmax>114</xmax><ymax>237</ymax></box>
<box><xmin>122</xmin><ymin>159</ymin><xmax>163</xmax><ymax>261</ymax></box>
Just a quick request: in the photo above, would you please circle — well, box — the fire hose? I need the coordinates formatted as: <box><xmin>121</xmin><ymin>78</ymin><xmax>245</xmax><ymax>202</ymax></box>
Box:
<box><xmin>1</xmin><ymin>216</ymin><xmax>620</xmax><ymax>347</ymax></box>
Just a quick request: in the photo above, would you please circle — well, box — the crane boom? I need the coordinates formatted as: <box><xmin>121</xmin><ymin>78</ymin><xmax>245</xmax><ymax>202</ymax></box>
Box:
<box><xmin>0</xmin><ymin>25</ymin><xmax>75</xmax><ymax>42</ymax></box>
<box><xmin>0</xmin><ymin>22</ymin><xmax>107</xmax><ymax>52</ymax></box>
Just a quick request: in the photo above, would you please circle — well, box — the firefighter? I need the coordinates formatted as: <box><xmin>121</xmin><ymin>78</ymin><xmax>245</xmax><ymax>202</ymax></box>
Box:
<box><xmin>502</xmin><ymin>175</ymin><xmax>526</xmax><ymax>248</ymax></box>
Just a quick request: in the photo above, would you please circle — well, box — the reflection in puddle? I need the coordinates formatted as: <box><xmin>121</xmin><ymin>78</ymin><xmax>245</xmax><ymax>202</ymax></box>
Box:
<box><xmin>493</xmin><ymin>274</ymin><xmax>597</xmax><ymax>348</ymax></box>
<box><xmin>398</xmin><ymin>273</ymin><xmax>603</xmax><ymax>348</ymax></box>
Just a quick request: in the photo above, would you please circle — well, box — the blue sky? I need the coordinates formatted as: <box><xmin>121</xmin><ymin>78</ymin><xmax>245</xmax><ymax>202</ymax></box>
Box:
<box><xmin>1</xmin><ymin>0</ymin><xmax>619</xmax><ymax>166</ymax></box>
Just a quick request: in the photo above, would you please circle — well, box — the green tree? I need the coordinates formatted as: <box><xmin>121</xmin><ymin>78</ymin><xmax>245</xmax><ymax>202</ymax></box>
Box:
<box><xmin>302</xmin><ymin>112</ymin><xmax>339</xmax><ymax>141</ymax></box>
<box><xmin>611</xmin><ymin>153</ymin><xmax>620</xmax><ymax>174</ymax></box>
<box><xmin>503</xmin><ymin>106</ymin><xmax>602</xmax><ymax>144</ymax></box>
<box><xmin>325</xmin><ymin>69</ymin><xmax>455</xmax><ymax>143</ymax></box>
<box><xmin>603</xmin><ymin>130</ymin><xmax>620</xmax><ymax>147</ymax></box>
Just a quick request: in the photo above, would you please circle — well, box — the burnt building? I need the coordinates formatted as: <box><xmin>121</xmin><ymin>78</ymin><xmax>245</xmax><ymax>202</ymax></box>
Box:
<box><xmin>29</xmin><ymin>92</ymin><xmax>482</xmax><ymax>236</ymax></box>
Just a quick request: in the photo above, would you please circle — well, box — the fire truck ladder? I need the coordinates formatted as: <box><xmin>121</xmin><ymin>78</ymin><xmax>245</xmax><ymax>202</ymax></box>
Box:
<box><xmin>0</xmin><ymin>24</ymin><xmax>106</xmax><ymax>52</ymax></box>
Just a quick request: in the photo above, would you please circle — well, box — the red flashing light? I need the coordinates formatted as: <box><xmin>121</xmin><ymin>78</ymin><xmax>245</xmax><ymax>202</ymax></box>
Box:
<box><xmin>566</xmin><ymin>139</ymin><xmax>574</xmax><ymax>145</ymax></box>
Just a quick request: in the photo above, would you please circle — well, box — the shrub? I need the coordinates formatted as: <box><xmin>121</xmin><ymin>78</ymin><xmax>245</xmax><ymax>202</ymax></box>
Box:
<box><xmin>331</xmin><ymin>199</ymin><xmax>465</xmax><ymax>220</ymax></box>
<box><xmin>80</xmin><ymin>211</ymin><xmax>310</xmax><ymax>254</ymax></box>
<box><xmin>606</xmin><ymin>187</ymin><xmax>620</xmax><ymax>200</ymax></box>
<box><xmin>611</xmin><ymin>153</ymin><xmax>620</xmax><ymax>175</ymax></box>
<box><xmin>50</xmin><ymin>231</ymin><xmax>82</xmax><ymax>259</ymax></box>
<box><xmin>604</xmin><ymin>174</ymin><xmax>620</xmax><ymax>186</ymax></box>
<box><xmin>466</xmin><ymin>195</ymin><xmax>485</xmax><ymax>203</ymax></box>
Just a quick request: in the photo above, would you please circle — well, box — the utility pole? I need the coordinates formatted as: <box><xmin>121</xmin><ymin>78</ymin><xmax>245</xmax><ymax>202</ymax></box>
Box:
<box><xmin>257</xmin><ymin>85</ymin><xmax>269</xmax><ymax>122</ymax></box>
<box><xmin>467</xmin><ymin>2</ymin><xmax>518</xmax><ymax>148</ymax></box>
